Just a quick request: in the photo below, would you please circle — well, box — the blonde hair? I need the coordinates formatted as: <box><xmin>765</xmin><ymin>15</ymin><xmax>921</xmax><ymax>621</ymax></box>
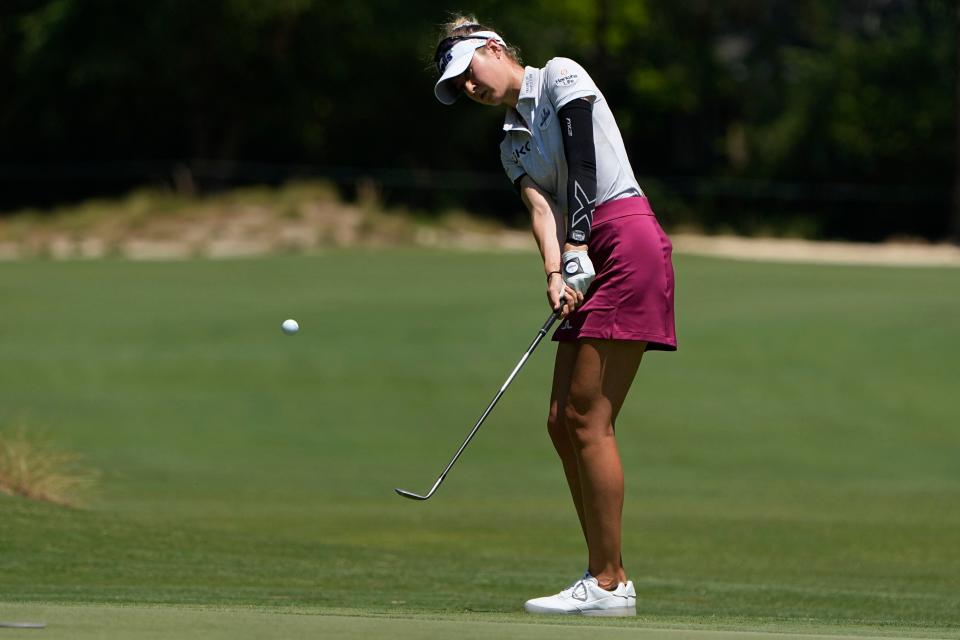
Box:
<box><xmin>435</xmin><ymin>13</ymin><xmax>523</xmax><ymax>68</ymax></box>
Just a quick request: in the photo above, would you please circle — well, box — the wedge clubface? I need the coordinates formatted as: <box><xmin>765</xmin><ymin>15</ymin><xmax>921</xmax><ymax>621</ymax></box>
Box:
<box><xmin>395</xmin><ymin>309</ymin><xmax>560</xmax><ymax>500</ymax></box>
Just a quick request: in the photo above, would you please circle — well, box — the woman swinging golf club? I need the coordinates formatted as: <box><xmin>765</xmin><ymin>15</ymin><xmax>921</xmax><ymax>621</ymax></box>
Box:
<box><xmin>433</xmin><ymin>15</ymin><xmax>677</xmax><ymax>616</ymax></box>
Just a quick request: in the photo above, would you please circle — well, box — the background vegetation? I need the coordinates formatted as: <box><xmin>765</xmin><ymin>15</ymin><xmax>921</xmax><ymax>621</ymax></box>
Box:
<box><xmin>0</xmin><ymin>0</ymin><xmax>956</xmax><ymax>240</ymax></box>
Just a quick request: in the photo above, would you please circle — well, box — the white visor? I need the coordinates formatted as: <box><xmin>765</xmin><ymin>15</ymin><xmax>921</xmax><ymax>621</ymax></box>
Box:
<box><xmin>434</xmin><ymin>31</ymin><xmax>504</xmax><ymax>105</ymax></box>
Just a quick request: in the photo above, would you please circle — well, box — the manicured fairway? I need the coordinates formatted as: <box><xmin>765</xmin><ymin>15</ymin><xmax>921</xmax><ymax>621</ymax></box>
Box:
<box><xmin>1</xmin><ymin>250</ymin><xmax>958</xmax><ymax>639</ymax></box>
<box><xmin>0</xmin><ymin>603</ymin><xmax>950</xmax><ymax>640</ymax></box>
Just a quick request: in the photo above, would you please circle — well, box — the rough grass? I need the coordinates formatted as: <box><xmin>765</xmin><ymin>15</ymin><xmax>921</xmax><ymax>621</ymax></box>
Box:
<box><xmin>0</xmin><ymin>181</ymin><xmax>524</xmax><ymax>260</ymax></box>
<box><xmin>0</xmin><ymin>426</ymin><xmax>98</xmax><ymax>507</ymax></box>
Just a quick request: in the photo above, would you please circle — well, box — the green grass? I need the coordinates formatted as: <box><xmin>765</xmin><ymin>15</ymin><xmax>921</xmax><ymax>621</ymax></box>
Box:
<box><xmin>1</xmin><ymin>251</ymin><xmax>958</xmax><ymax>638</ymax></box>
<box><xmin>0</xmin><ymin>603</ymin><xmax>949</xmax><ymax>640</ymax></box>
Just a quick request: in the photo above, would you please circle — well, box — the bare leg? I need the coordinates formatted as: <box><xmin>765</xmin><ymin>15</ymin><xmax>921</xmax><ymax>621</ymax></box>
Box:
<box><xmin>548</xmin><ymin>344</ymin><xmax>588</xmax><ymax>542</ymax></box>
<box><xmin>548</xmin><ymin>339</ymin><xmax>645</xmax><ymax>590</ymax></box>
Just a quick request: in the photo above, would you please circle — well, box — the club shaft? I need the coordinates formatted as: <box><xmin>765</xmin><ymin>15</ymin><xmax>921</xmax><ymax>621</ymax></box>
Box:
<box><xmin>405</xmin><ymin>310</ymin><xmax>559</xmax><ymax>499</ymax></box>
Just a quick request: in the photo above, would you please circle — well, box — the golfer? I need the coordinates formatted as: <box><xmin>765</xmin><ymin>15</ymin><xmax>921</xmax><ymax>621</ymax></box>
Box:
<box><xmin>433</xmin><ymin>16</ymin><xmax>677</xmax><ymax>616</ymax></box>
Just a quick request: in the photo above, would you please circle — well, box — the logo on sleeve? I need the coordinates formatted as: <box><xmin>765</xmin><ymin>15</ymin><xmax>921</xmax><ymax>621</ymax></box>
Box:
<box><xmin>554</xmin><ymin>68</ymin><xmax>579</xmax><ymax>87</ymax></box>
<box><xmin>512</xmin><ymin>140</ymin><xmax>531</xmax><ymax>163</ymax></box>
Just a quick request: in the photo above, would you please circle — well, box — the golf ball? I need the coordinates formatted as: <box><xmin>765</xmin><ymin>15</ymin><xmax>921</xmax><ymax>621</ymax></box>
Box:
<box><xmin>281</xmin><ymin>318</ymin><xmax>299</xmax><ymax>335</ymax></box>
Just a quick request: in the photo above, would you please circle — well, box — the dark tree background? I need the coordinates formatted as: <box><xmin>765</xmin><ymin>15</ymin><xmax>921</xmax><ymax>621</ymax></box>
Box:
<box><xmin>0</xmin><ymin>0</ymin><xmax>955</xmax><ymax>241</ymax></box>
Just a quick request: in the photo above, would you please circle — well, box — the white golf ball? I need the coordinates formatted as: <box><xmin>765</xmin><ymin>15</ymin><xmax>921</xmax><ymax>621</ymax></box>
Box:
<box><xmin>281</xmin><ymin>318</ymin><xmax>299</xmax><ymax>335</ymax></box>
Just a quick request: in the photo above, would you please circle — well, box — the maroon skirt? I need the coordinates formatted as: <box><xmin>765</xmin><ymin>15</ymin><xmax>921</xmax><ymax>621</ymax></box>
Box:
<box><xmin>552</xmin><ymin>196</ymin><xmax>677</xmax><ymax>351</ymax></box>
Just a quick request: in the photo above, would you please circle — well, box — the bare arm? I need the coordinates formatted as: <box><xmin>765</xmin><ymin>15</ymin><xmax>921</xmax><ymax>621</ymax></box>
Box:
<box><xmin>518</xmin><ymin>176</ymin><xmax>583</xmax><ymax>314</ymax></box>
<box><xmin>519</xmin><ymin>176</ymin><xmax>564</xmax><ymax>275</ymax></box>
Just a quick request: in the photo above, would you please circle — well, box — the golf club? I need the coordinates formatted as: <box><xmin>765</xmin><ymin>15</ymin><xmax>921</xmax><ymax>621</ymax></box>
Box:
<box><xmin>395</xmin><ymin>308</ymin><xmax>561</xmax><ymax>500</ymax></box>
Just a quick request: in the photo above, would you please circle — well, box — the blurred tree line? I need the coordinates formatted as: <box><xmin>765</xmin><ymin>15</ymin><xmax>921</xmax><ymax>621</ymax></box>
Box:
<box><xmin>0</xmin><ymin>0</ymin><xmax>956</xmax><ymax>241</ymax></box>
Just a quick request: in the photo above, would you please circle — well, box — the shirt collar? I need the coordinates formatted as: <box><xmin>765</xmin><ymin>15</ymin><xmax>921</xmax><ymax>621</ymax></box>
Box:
<box><xmin>503</xmin><ymin>66</ymin><xmax>541</xmax><ymax>133</ymax></box>
<box><xmin>518</xmin><ymin>66</ymin><xmax>540</xmax><ymax>102</ymax></box>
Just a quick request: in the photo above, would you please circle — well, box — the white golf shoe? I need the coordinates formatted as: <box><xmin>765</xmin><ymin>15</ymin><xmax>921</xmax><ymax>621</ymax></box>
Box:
<box><xmin>524</xmin><ymin>572</ymin><xmax>636</xmax><ymax>616</ymax></box>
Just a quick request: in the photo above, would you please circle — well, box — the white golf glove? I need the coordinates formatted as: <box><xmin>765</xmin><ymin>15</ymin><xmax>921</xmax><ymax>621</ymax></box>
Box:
<box><xmin>562</xmin><ymin>249</ymin><xmax>596</xmax><ymax>295</ymax></box>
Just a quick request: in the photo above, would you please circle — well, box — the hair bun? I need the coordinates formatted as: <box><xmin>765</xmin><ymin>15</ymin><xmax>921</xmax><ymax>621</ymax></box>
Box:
<box><xmin>433</xmin><ymin>14</ymin><xmax>523</xmax><ymax>67</ymax></box>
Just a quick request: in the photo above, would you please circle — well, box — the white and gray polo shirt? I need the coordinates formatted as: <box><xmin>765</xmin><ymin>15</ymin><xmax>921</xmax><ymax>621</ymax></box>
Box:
<box><xmin>499</xmin><ymin>57</ymin><xmax>643</xmax><ymax>215</ymax></box>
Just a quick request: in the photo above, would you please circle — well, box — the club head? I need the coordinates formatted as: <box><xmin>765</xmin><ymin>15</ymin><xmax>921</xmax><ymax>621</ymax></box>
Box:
<box><xmin>394</xmin><ymin>488</ymin><xmax>430</xmax><ymax>500</ymax></box>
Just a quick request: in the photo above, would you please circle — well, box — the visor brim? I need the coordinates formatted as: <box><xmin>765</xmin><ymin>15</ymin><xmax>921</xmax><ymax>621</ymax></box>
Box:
<box><xmin>434</xmin><ymin>49</ymin><xmax>475</xmax><ymax>105</ymax></box>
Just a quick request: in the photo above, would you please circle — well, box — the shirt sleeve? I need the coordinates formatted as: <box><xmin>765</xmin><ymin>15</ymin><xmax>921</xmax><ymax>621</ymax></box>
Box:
<box><xmin>543</xmin><ymin>57</ymin><xmax>599</xmax><ymax>110</ymax></box>
<box><xmin>499</xmin><ymin>135</ymin><xmax>526</xmax><ymax>184</ymax></box>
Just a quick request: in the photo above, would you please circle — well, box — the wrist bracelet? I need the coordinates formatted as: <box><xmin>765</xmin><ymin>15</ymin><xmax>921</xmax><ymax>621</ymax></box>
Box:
<box><xmin>546</xmin><ymin>270</ymin><xmax>562</xmax><ymax>281</ymax></box>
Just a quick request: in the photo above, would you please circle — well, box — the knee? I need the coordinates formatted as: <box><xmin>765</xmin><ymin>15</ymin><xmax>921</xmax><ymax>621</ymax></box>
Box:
<box><xmin>562</xmin><ymin>401</ymin><xmax>611</xmax><ymax>450</ymax></box>
<box><xmin>546</xmin><ymin>402</ymin><xmax>567</xmax><ymax>446</ymax></box>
